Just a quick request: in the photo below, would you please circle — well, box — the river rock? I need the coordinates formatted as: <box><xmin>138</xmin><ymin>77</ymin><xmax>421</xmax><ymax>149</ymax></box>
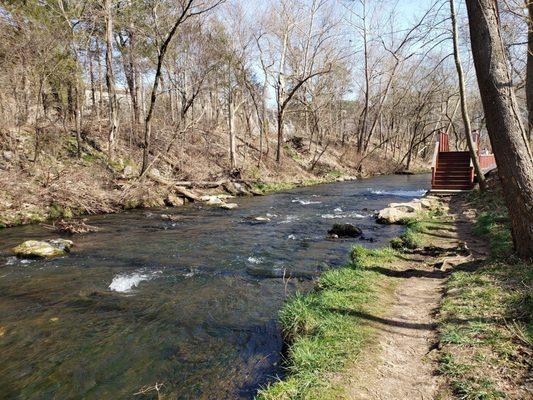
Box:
<box><xmin>219</xmin><ymin>203</ymin><xmax>238</xmax><ymax>210</ymax></box>
<box><xmin>377</xmin><ymin>207</ymin><xmax>411</xmax><ymax>224</ymax></box>
<box><xmin>160</xmin><ymin>214</ymin><xmax>181</xmax><ymax>222</ymax></box>
<box><xmin>243</xmin><ymin>215</ymin><xmax>271</xmax><ymax>224</ymax></box>
<box><xmin>419</xmin><ymin>196</ymin><xmax>439</xmax><ymax>209</ymax></box>
<box><xmin>388</xmin><ymin>201</ymin><xmax>422</xmax><ymax>213</ymax></box>
<box><xmin>12</xmin><ymin>239</ymin><xmax>74</xmax><ymax>258</ymax></box>
<box><xmin>223</xmin><ymin>182</ymin><xmax>249</xmax><ymax>196</ymax></box>
<box><xmin>201</xmin><ymin>195</ymin><xmax>223</xmax><ymax>205</ymax></box>
<box><xmin>328</xmin><ymin>223</ymin><xmax>362</xmax><ymax>238</ymax></box>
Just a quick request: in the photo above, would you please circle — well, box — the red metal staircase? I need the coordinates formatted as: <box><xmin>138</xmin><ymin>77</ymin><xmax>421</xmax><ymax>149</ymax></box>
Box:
<box><xmin>431</xmin><ymin>132</ymin><xmax>484</xmax><ymax>192</ymax></box>
<box><xmin>432</xmin><ymin>150</ymin><xmax>473</xmax><ymax>190</ymax></box>
<box><xmin>431</xmin><ymin>131</ymin><xmax>497</xmax><ymax>192</ymax></box>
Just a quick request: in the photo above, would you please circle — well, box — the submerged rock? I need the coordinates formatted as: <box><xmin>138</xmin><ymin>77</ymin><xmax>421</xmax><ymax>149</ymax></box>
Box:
<box><xmin>242</xmin><ymin>215</ymin><xmax>271</xmax><ymax>224</ymax></box>
<box><xmin>12</xmin><ymin>239</ymin><xmax>73</xmax><ymax>258</ymax></box>
<box><xmin>219</xmin><ymin>203</ymin><xmax>238</xmax><ymax>210</ymax></box>
<box><xmin>328</xmin><ymin>223</ymin><xmax>362</xmax><ymax>238</ymax></box>
<box><xmin>160</xmin><ymin>214</ymin><xmax>181</xmax><ymax>222</ymax></box>
<box><xmin>246</xmin><ymin>266</ymin><xmax>316</xmax><ymax>279</ymax></box>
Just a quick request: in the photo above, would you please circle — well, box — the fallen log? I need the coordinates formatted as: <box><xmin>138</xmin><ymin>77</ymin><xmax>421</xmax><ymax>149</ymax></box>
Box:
<box><xmin>174</xmin><ymin>186</ymin><xmax>202</xmax><ymax>202</ymax></box>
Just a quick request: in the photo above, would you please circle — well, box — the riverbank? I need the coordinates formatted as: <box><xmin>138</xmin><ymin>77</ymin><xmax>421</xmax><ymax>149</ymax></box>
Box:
<box><xmin>0</xmin><ymin>125</ymin><xmax>430</xmax><ymax>229</ymax></box>
<box><xmin>257</xmin><ymin>185</ymin><xmax>532</xmax><ymax>399</ymax></box>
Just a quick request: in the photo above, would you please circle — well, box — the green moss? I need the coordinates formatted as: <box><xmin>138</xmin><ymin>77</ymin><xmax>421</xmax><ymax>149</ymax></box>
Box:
<box><xmin>82</xmin><ymin>153</ymin><xmax>98</xmax><ymax>162</ymax></box>
<box><xmin>326</xmin><ymin>170</ymin><xmax>343</xmax><ymax>179</ymax></box>
<box><xmin>48</xmin><ymin>203</ymin><xmax>74</xmax><ymax>220</ymax></box>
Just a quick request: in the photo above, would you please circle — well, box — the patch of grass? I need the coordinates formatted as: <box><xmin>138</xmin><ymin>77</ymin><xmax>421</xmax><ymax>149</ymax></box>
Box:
<box><xmin>252</xmin><ymin>182</ymin><xmax>299</xmax><ymax>194</ymax></box>
<box><xmin>257</xmin><ymin>246</ymin><xmax>398</xmax><ymax>399</ymax></box>
<box><xmin>390</xmin><ymin>211</ymin><xmax>450</xmax><ymax>250</ymax></box>
<box><xmin>325</xmin><ymin>170</ymin><xmax>343</xmax><ymax>179</ymax></box>
<box><xmin>437</xmin><ymin>189</ymin><xmax>532</xmax><ymax>400</ymax></box>
<box><xmin>472</xmin><ymin>213</ymin><xmax>512</xmax><ymax>258</ymax></box>
<box><xmin>252</xmin><ymin>178</ymin><xmax>332</xmax><ymax>195</ymax></box>
<box><xmin>438</xmin><ymin>353</ymin><xmax>504</xmax><ymax>400</ymax></box>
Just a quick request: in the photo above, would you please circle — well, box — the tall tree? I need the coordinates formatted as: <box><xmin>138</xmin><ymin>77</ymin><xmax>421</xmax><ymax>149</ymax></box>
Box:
<box><xmin>465</xmin><ymin>0</ymin><xmax>533</xmax><ymax>259</ymax></box>
<box><xmin>449</xmin><ymin>0</ymin><xmax>486</xmax><ymax>190</ymax></box>
<box><xmin>105</xmin><ymin>0</ymin><xmax>119</xmax><ymax>160</ymax></box>
<box><xmin>140</xmin><ymin>0</ymin><xmax>225</xmax><ymax>175</ymax></box>
<box><xmin>527</xmin><ymin>0</ymin><xmax>533</xmax><ymax>143</ymax></box>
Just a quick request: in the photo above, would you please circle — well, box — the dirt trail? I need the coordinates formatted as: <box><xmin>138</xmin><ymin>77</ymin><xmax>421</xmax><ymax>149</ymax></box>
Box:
<box><xmin>348</xmin><ymin>259</ymin><xmax>445</xmax><ymax>399</ymax></box>
<box><xmin>347</xmin><ymin>196</ymin><xmax>488</xmax><ymax>400</ymax></box>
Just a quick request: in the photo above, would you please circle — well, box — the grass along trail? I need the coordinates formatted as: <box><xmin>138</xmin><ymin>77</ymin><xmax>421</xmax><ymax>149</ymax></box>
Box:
<box><xmin>347</xmin><ymin>196</ymin><xmax>490</xmax><ymax>399</ymax></box>
<box><xmin>347</xmin><ymin>257</ymin><xmax>445</xmax><ymax>399</ymax></box>
<box><xmin>257</xmin><ymin>187</ymin><xmax>533</xmax><ymax>400</ymax></box>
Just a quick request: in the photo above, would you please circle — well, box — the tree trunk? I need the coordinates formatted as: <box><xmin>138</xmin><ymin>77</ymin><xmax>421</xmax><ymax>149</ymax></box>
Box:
<box><xmin>527</xmin><ymin>0</ymin><xmax>533</xmax><ymax>143</ymax></box>
<box><xmin>141</xmin><ymin>1</ymin><xmax>195</xmax><ymax>175</ymax></box>
<box><xmin>96</xmin><ymin>37</ymin><xmax>103</xmax><ymax>123</ymax></box>
<box><xmin>466</xmin><ymin>0</ymin><xmax>533</xmax><ymax>259</ymax></box>
<box><xmin>450</xmin><ymin>0</ymin><xmax>486</xmax><ymax>191</ymax></box>
<box><xmin>228</xmin><ymin>65</ymin><xmax>236</xmax><ymax>170</ymax></box>
<box><xmin>105</xmin><ymin>0</ymin><xmax>119</xmax><ymax>160</ymax></box>
<box><xmin>276</xmin><ymin>109</ymin><xmax>284</xmax><ymax>163</ymax></box>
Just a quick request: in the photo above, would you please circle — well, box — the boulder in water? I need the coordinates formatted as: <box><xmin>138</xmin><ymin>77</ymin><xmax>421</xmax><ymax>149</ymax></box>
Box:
<box><xmin>243</xmin><ymin>215</ymin><xmax>271</xmax><ymax>224</ymax></box>
<box><xmin>388</xmin><ymin>201</ymin><xmax>422</xmax><ymax>213</ymax></box>
<box><xmin>328</xmin><ymin>223</ymin><xmax>362</xmax><ymax>238</ymax></box>
<box><xmin>12</xmin><ymin>239</ymin><xmax>73</xmax><ymax>258</ymax></box>
<box><xmin>376</xmin><ymin>207</ymin><xmax>410</xmax><ymax>224</ymax></box>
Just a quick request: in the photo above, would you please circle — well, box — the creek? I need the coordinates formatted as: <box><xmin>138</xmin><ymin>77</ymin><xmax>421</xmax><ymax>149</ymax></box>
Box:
<box><xmin>0</xmin><ymin>174</ymin><xmax>430</xmax><ymax>399</ymax></box>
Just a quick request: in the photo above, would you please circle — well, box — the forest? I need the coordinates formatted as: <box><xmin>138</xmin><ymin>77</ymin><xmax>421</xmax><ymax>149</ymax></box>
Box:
<box><xmin>0</xmin><ymin>0</ymin><xmax>528</xmax><ymax>223</ymax></box>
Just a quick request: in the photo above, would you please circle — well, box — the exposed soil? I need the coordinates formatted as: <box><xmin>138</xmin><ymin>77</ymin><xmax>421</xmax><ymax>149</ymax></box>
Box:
<box><xmin>347</xmin><ymin>196</ymin><xmax>489</xmax><ymax>400</ymax></box>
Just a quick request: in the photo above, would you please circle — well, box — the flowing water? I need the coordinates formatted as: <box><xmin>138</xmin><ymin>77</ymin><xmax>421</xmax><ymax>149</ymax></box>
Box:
<box><xmin>0</xmin><ymin>174</ymin><xmax>430</xmax><ymax>399</ymax></box>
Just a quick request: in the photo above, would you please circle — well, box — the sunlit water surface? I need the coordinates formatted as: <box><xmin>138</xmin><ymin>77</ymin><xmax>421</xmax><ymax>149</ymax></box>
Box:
<box><xmin>0</xmin><ymin>174</ymin><xmax>430</xmax><ymax>399</ymax></box>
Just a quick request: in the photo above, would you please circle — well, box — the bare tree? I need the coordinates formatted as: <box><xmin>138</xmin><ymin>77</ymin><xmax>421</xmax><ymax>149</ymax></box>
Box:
<box><xmin>105</xmin><ymin>0</ymin><xmax>119</xmax><ymax>160</ymax></box>
<box><xmin>140</xmin><ymin>0</ymin><xmax>225</xmax><ymax>175</ymax></box>
<box><xmin>449</xmin><ymin>0</ymin><xmax>486</xmax><ymax>190</ymax></box>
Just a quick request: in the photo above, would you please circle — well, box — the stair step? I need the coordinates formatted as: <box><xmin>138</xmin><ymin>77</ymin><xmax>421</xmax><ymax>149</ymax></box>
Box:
<box><xmin>438</xmin><ymin>156</ymin><xmax>470</xmax><ymax>160</ymax></box>
<box><xmin>435</xmin><ymin>172</ymin><xmax>471</xmax><ymax>176</ymax></box>
<box><xmin>435</xmin><ymin>171</ymin><xmax>471</xmax><ymax>176</ymax></box>
<box><xmin>433</xmin><ymin>180</ymin><xmax>472</xmax><ymax>183</ymax></box>
<box><xmin>434</xmin><ymin>181</ymin><xmax>472</xmax><ymax>185</ymax></box>
<box><xmin>432</xmin><ymin>184</ymin><xmax>473</xmax><ymax>190</ymax></box>
<box><xmin>435</xmin><ymin>169</ymin><xmax>471</xmax><ymax>173</ymax></box>
<box><xmin>435</xmin><ymin>176</ymin><xmax>471</xmax><ymax>181</ymax></box>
